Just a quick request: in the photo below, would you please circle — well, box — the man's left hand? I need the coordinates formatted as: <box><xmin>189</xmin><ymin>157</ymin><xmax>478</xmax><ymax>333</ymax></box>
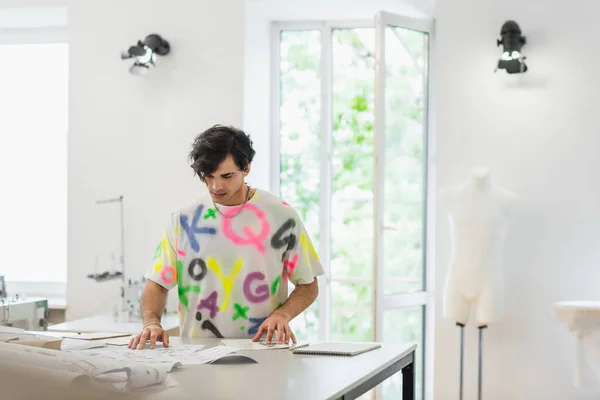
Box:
<box><xmin>251</xmin><ymin>310</ymin><xmax>297</xmax><ymax>344</ymax></box>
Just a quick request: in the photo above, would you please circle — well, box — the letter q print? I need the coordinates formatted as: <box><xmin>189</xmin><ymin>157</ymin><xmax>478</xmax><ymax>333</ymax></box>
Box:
<box><xmin>222</xmin><ymin>203</ymin><xmax>270</xmax><ymax>253</ymax></box>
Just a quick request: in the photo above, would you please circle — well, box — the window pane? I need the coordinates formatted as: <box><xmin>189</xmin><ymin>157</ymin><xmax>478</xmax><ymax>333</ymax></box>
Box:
<box><xmin>331</xmin><ymin>27</ymin><xmax>376</xmax><ymax>342</ymax></box>
<box><xmin>382</xmin><ymin>307</ymin><xmax>425</xmax><ymax>399</ymax></box>
<box><xmin>383</xmin><ymin>202</ymin><xmax>424</xmax><ymax>293</ymax></box>
<box><xmin>382</xmin><ymin>26</ymin><xmax>428</xmax><ymax>294</ymax></box>
<box><xmin>330</xmin><ymin>28</ymin><xmax>375</xmax><ymax>279</ymax></box>
<box><xmin>290</xmin><ymin>300</ymin><xmax>320</xmax><ymax>342</ymax></box>
<box><xmin>330</xmin><ymin>280</ymin><xmax>372</xmax><ymax>341</ymax></box>
<box><xmin>331</xmin><ymin>307</ymin><xmax>372</xmax><ymax>342</ymax></box>
<box><xmin>382</xmin><ymin>306</ymin><xmax>424</xmax><ymax>400</ymax></box>
<box><xmin>278</xmin><ymin>30</ymin><xmax>321</xmax><ymax>341</ymax></box>
<box><xmin>0</xmin><ymin>43</ymin><xmax>68</xmax><ymax>282</ymax></box>
<box><xmin>332</xmin><ymin>280</ymin><xmax>372</xmax><ymax>308</ymax></box>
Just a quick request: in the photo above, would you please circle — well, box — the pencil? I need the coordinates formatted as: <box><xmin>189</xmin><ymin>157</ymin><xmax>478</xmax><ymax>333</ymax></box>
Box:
<box><xmin>289</xmin><ymin>343</ymin><xmax>309</xmax><ymax>351</ymax></box>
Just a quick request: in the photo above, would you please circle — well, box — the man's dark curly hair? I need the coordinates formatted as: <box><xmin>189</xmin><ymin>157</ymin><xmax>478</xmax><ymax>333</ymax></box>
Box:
<box><xmin>189</xmin><ymin>125</ymin><xmax>256</xmax><ymax>182</ymax></box>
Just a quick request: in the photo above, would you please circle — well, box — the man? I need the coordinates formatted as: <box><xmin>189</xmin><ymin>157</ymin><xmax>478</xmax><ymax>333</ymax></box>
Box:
<box><xmin>129</xmin><ymin>125</ymin><xmax>323</xmax><ymax>350</ymax></box>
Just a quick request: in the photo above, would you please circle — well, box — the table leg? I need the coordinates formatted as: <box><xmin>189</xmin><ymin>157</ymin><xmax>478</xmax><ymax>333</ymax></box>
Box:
<box><xmin>338</xmin><ymin>350</ymin><xmax>414</xmax><ymax>400</ymax></box>
<box><xmin>402</xmin><ymin>361</ymin><xmax>415</xmax><ymax>400</ymax></box>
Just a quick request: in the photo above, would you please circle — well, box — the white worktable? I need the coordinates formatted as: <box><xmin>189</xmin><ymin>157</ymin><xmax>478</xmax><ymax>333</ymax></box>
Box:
<box><xmin>47</xmin><ymin>313</ymin><xmax>180</xmax><ymax>335</ymax></box>
<box><xmin>149</xmin><ymin>338</ymin><xmax>417</xmax><ymax>400</ymax></box>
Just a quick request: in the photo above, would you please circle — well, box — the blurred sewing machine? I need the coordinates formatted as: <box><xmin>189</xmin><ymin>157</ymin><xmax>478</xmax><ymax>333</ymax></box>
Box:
<box><xmin>0</xmin><ymin>295</ymin><xmax>49</xmax><ymax>331</ymax></box>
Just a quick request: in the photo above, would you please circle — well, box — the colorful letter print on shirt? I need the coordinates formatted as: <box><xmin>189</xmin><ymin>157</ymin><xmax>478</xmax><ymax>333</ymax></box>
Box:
<box><xmin>145</xmin><ymin>189</ymin><xmax>324</xmax><ymax>338</ymax></box>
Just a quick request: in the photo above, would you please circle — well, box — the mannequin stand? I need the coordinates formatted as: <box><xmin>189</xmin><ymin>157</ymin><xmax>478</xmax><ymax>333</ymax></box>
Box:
<box><xmin>456</xmin><ymin>322</ymin><xmax>465</xmax><ymax>400</ymax></box>
<box><xmin>456</xmin><ymin>323</ymin><xmax>488</xmax><ymax>400</ymax></box>
<box><xmin>478</xmin><ymin>325</ymin><xmax>487</xmax><ymax>400</ymax></box>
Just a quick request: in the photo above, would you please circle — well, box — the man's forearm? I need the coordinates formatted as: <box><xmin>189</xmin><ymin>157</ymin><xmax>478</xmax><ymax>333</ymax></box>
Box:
<box><xmin>274</xmin><ymin>278</ymin><xmax>319</xmax><ymax>321</ymax></box>
<box><xmin>141</xmin><ymin>280</ymin><xmax>168</xmax><ymax>324</ymax></box>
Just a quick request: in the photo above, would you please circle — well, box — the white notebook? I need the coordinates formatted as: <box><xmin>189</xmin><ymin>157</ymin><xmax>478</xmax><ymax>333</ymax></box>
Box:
<box><xmin>292</xmin><ymin>342</ymin><xmax>381</xmax><ymax>356</ymax></box>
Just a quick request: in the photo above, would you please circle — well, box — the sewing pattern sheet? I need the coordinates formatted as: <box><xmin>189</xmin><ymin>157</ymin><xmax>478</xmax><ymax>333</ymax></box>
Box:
<box><xmin>61</xmin><ymin>338</ymin><xmax>109</xmax><ymax>351</ymax></box>
<box><xmin>146</xmin><ymin>189</ymin><xmax>324</xmax><ymax>338</ymax></box>
<box><xmin>221</xmin><ymin>339</ymin><xmax>290</xmax><ymax>350</ymax></box>
<box><xmin>78</xmin><ymin>343</ymin><xmax>210</xmax><ymax>367</ymax></box>
<box><xmin>0</xmin><ymin>341</ymin><xmax>169</xmax><ymax>391</ymax></box>
<box><xmin>185</xmin><ymin>345</ymin><xmax>239</xmax><ymax>363</ymax></box>
<box><xmin>79</xmin><ymin>344</ymin><xmax>241</xmax><ymax>365</ymax></box>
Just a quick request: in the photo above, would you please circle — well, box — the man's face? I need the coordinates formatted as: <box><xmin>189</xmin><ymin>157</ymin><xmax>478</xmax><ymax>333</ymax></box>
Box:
<box><xmin>204</xmin><ymin>154</ymin><xmax>250</xmax><ymax>205</ymax></box>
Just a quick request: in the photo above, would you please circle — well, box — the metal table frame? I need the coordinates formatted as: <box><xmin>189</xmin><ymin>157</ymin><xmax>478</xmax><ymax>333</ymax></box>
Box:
<box><xmin>338</xmin><ymin>349</ymin><xmax>415</xmax><ymax>400</ymax></box>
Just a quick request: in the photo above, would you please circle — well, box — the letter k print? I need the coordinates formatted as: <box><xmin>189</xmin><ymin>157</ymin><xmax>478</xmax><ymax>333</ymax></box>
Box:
<box><xmin>180</xmin><ymin>205</ymin><xmax>217</xmax><ymax>253</ymax></box>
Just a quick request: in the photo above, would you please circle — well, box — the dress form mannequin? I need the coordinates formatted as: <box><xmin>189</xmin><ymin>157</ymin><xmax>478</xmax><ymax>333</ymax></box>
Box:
<box><xmin>441</xmin><ymin>166</ymin><xmax>518</xmax><ymax>400</ymax></box>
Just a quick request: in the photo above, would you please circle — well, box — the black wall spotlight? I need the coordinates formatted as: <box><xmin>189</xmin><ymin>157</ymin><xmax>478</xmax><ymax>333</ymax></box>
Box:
<box><xmin>495</xmin><ymin>21</ymin><xmax>527</xmax><ymax>74</ymax></box>
<box><xmin>121</xmin><ymin>34</ymin><xmax>170</xmax><ymax>75</ymax></box>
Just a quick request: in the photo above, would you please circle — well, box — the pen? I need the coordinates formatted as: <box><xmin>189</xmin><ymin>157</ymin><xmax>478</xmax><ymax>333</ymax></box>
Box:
<box><xmin>289</xmin><ymin>343</ymin><xmax>309</xmax><ymax>351</ymax></box>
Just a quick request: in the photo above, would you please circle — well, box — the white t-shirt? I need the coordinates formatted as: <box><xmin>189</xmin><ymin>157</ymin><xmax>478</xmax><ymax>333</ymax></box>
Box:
<box><xmin>145</xmin><ymin>188</ymin><xmax>324</xmax><ymax>338</ymax></box>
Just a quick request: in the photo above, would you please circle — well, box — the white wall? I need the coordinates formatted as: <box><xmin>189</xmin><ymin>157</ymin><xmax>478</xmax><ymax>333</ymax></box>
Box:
<box><xmin>0</xmin><ymin>0</ymin><xmax>244</xmax><ymax>319</ymax></box>
<box><xmin>434</xmin><ymin>0</ymin><xmax>600</xmax><ymax>399</ymax></box>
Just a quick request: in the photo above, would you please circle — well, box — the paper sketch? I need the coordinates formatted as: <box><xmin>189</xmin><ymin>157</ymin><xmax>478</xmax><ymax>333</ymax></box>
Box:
<box><xmin>105</xmin><ymin>335</ymin><xmax>135</xmax><ymax>346</ymax></box>
<box><xmin>61</xmin><ymin>338</ymin><xmax>108</xmax><ymax>351</ymax></box>
<box><xmin>190</xmin><ymin>345</ymin><xmax>239</xmax><ymax>363</ymax></box>
<box><xmin>0</xmin><ymin>341</ymin><xmax>169</xmax><ymax>391</ymax></box>
<box><xmin>221</xmin><ymin>339</ymin><xmax>290</xmax><ymax>350</ymax></box>
<box><xmin>79</xmin><ymin>343</ymin><xmax>255</xmax><ymax>366</ymax></box>
<box><xmin>77</xmin><ymin>343</ymin><xmax>207</xmax><ymax>367</ymax></box>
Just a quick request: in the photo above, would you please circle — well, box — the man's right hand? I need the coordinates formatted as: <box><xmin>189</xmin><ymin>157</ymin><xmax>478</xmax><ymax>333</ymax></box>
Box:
<box><xmin>128</xmin><ymin>324</ymin><xmax>169</xmax><ymax>350</ymax></box>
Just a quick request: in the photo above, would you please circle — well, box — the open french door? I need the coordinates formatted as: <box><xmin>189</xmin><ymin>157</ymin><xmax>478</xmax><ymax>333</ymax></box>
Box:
<box><xmin>373</xmin><ymin>11</ymin><xmax>434</xmax><ymax>400</ymax></box>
